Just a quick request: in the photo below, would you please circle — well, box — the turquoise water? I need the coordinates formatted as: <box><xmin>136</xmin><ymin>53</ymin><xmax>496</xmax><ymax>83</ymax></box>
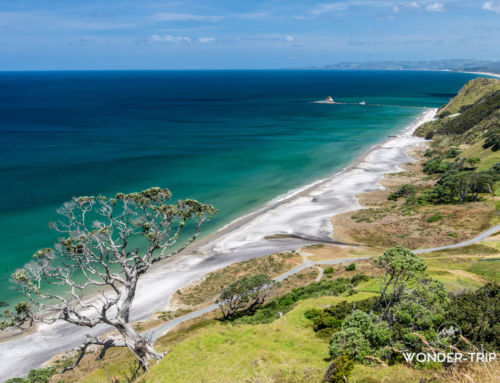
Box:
<box><xmin>0</xmin><ymin>70</ymin><xmax>476</xmax><ymax>305</ymax></box>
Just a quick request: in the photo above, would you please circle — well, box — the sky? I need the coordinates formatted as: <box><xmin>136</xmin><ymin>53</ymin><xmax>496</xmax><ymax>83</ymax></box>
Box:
<box><xmin>0</xmin><ymin>0</ymin><xmax>499</xmax><ymax>70</ymax></box>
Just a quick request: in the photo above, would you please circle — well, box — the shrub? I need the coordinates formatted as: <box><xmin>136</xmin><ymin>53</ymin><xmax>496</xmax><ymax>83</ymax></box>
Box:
<box><xmin>329</xmin><ymin>310</ymin><xmax>391</xmax><ymax>361</ymax></box>
<box><xmin>445</xmin><ymin>283</ymin><xmax>500</xmax><ymax>350</ymax></box>
<box><xmin>350</xmin><ymin>273</ymin><xmax>369</xmax><ymax>285</ymax></box>
<box><xmin>493</xmin><ymin>162</ymin><xmax>500</xmax><ymax>174</ymax></box>
<box><xmin>235</xmin><ymin>278</ymin><xmax>350</xmax><ymax>324</ymax></box>
<box><xmin>324</xmin><ymin>267</ymin><xmax>334</xmax><ymax>274</ymax></box>
<box><xmin>323</xmin><ymin>354</ymin><xmax>355</xmax><ymax>383</ymax></box>
<box><xmin>304</xmin><ymin>308</ymin><xmax>322</xmax><ymax>320</ymax></box>
<box><xmin>465</xmin><ymin>157</ymin><xmax>480</xmax><ymax>170</ymax></box>
<box><xmin>313</xmin><ymin>313</ymin><xmax>343</xmax><ymax>333</ymax></box>
<box><xmin>388</xmin><ymin>184</ymin><xmax>417</xmax><ymax>201</ymax></box>
<box><xmin>345</xmin><ymin>263</ymin><xmax>356</xmax><ymax>271</ymax></box>
<box><xmin>445</xmin><ymin>147</ymin><xmax>462</xmax><ymax>158</ymax></box>
<box><xmin>423</xmin><ymin>157</ymin><xmax>451</xmax><ymax>174</ymax></box>
<box><xmin>393</xmin><ymin>279</ymin><xmax>448</xmax><ymax>331</ymax></box>
<box><xmin>427</xmin><ymin>213</ymin><xmax>443</xmax><ymax>222</ymax></box>
<box><xmin>5</xmin><ymin>367</ymin><xmax>57</xmax><ymax>383</ymax></box>
<box><xmin>483</xmin><ymin>128</ymin><xmax>500</xmax><ymax>151</ymax></box>
<box><xmin>424</xmin><ymin>149</ymin><xmax>434</xmax><ymax>157</ymax></box>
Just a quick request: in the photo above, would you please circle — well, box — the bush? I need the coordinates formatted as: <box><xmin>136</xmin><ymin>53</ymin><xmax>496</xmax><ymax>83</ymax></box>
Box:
<box><xmin>329</xmin><ymin>310</ymin><xmax>391</xmax><ymax>361</ymax></box>
<box><xmin>445</xmin><ymin>147</ymin><xmax>462</xmax><ymax>158</ymax></box>
<box><xmin>345</xmin><ymin>263</ymin><xmax>356</xmax><ymax>272</ymax></box>
<box><xmin>5</xmin><ymin>367</ymin><xmax>57</xmax><ymax>383</ymax></box>
<box><xmin>483</xmin><ymin>129</ymin><xmax>500</xmax><ymax>151</ymax></box>
<box><xmin>423</xmin><ymin>157</ymin><xmax>451</xmax><ymax>174</ymax></box>
<box><xmin>350</xmin><ymin>273</ymin><xmax>369</xmax><ymax>285</ymax></box>
<box><xmin>324</xmin><ymin>267</ymin><xmax>334</xmax><ymax>274</ymax></box>
<box><xmin>313</xmin><ymin>313</ymin><xmax>343</xmax><ymax>333</ymax></box>
<box><xmin>426</xmin><ymin>213</ymin><xmax>442</xmax><ymax>222</ymax></box>
<box><xmin>304</xmin><ymin>308</ymin><xmax>322</xmax><ymax>320</ymax></box>
<box><xmin>323</xmin><ymin>354</ymin><xmax>354</xmax><ymax>383</ymax></box>
<box><xmin>445</xmin><ymin>283</ymin><xmax>500</xmax><ymax>350</ymax></box>
<box><xmin>493</xmin><ymin>162</ymin><xmax>500</xmax><ymax>174</ymax></box>
<box><xmin>235</xmin><ymin>278</ymin><xmax>350</xmax><ymax>324</ymax></box>
<box><xmin>388</xmin><ymin>184</ymin><xmax>416</xmax><ymax>201</ymax></box>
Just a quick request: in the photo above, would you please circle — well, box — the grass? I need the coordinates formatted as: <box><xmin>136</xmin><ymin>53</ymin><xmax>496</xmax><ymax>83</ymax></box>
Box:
<box><xmin>47</xmin><ymin>247</ymin><xmax>496</xmax><ymax>383</ymax></box>
<box><xmin>350</xmin><ymin>363</ymin><xmax>436</xmax><ymax>383</ymax></box>
<box><xmin>351</xmin><ymin>208</ymin><xmax>389</xmax><ymax>223</ymax></box>
<box><xmin>437</xmin><ymin>77</ymin><xmax>500</xmax><ymax>117</ymax></box>
<box><xmin>147</xmin><ymin>294</ymin><xmax>376</xmax><ymax>383</ymax></box>
<box><xmin>171</xmin><ymin>251</ymin><xmax>302</xmax><ymax>308</ymax></box>
<box><xmin>459</xmin><ymin>139</ymin><xmax>500</xmax><ymax>172</ymax></box>
<box><xmin>435</xmin><ymin>360</ymin><xmax>500</xmax><ymax>383</ymax></box>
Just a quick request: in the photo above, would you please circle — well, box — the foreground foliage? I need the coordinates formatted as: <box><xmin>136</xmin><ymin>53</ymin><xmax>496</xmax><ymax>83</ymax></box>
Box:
<box><xmin>232</xmin><ymin>278</ymin><xmax>352</xmax><ymax>324</ymax></box>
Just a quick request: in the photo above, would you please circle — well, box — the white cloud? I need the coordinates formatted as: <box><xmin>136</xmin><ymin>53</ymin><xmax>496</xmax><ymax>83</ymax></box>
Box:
<box><xmin>285</xmin><ymin>35</ymin><xmax>295</xmax><ymax>42</ymax></box>
<box><xmin>153</xmin><ymin>13</ymin><xmax>223</xmax><ymax>22</ymax></box>
<box><xmin>310</xmin><ymin>1</ymin><xmax>395</xmax><ymax>16</ymax></box>
<box><xmin>146</xmin><ymin>34</ymin><xmax>192</xmax><ymax>44</ymax></box>
<box><xmin>407</xmin><ymin>2</ymin><xmax>420</xmax><ymax>9</ymax></box>
<box><xmin>232</xmin><ymin>12</ymin><xmax>270</xmax><ymax>20</ymax></box>
<box><xmin>197</xmin><ymin>37</ymin><xmax>215</xmax><ymax>43</ymax></box>
<box><xmin>425</xmin><ymin>3</ymin><xmax>445</xmax><ymax>12</ymax></box>
<box><xmin>312</xmin><ymin>3</ymin><xmax>351</xmax><ymax>15</ymax></box>
<box><xmin>482</xmin><ymin>1</ymin><xmax>500</xmax><ymax>13</ymax></box>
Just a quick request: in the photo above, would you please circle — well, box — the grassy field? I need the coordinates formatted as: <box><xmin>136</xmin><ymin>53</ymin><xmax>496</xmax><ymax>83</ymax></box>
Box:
<box><xmin>45</xmin><ymin>238</ymin><xmax>500</xmax><ymax>383</ymax></box>
<box><xmin>171</xmin><ymin>251</ymin><xmax>302</xmax><ymax>309</ymax></box>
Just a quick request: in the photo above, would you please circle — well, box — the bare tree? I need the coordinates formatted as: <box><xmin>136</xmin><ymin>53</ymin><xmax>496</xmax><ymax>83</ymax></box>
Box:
<box><xmin>10</xmin><ymin>187</ymin><xmax>216</xmax><ymax>371</ymax></box>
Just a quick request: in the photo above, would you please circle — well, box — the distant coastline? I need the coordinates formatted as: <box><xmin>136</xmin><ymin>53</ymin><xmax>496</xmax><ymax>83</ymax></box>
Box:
<box><xmin>312</xmin><ymin>59</ymin><xmax>500</xmax><ymax>74</ymax></box>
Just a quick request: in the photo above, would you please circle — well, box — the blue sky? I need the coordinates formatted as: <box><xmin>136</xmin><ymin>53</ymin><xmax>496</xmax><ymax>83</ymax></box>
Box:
<box><xmin>0</xmin><ymin>0</ymin><xmax>499</xmax><ymax>70</ymax></box>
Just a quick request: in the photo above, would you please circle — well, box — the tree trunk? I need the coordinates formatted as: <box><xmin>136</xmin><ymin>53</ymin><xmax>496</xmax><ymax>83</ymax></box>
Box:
<box><xmin>116</xmin><ymin>321</ymin><xmax>163</xmax><ymax>370</ymax></box>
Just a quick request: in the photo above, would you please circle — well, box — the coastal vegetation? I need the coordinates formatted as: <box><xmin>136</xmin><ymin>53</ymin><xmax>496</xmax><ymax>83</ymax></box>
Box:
<box><xmin>4</xmin><ymin>238</ymin><xmax>496</xmax><ymax>383</ymax></box>
<box><xmin>216</xmin><ymin>274</ymin><xmax>274</xmax><ymax>318</ymax></box>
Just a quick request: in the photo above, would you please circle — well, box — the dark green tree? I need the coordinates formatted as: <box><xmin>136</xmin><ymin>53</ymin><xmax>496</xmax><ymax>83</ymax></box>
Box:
<box><xmin>374</xmin><ymin>246</ymin><xmax>426</xmax><ymax>322</ymax></box>
<box><xmin>216</xmin><ymin>274</ymin><xmax>274</xmax><ymax>318</ymax></box>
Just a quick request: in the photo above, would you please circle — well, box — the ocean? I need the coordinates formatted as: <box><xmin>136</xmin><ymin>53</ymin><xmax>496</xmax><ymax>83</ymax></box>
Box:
<box><xmin>0</xmin><ymin>69</ymin><xmax>476</xmax><ymax>306</ymax></box>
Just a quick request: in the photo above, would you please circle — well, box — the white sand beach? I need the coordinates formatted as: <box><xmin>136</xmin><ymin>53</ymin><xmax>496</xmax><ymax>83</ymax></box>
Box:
<box><xmin>0</xmin><ymin>108</ymin><xmax>437</xmax><ymax>381</ymax></box>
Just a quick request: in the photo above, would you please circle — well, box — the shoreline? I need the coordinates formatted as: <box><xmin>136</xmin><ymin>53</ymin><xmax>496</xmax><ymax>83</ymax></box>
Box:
<box><xmin>458</xmin><ymin>71</ymin><xmax>500</xmax><ymax>79</ymax></box>
<box><xmin>0</xmin><ymin>108</ymin><xmax>437</xmax><ymax>381</ymax></box>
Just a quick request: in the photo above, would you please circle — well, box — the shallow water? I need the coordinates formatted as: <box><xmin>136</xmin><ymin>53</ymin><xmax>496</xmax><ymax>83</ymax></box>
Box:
<box><xmin>0</xmin><ymin>69</ymin><xmax>475</xmax><ymax>305</ymax></box>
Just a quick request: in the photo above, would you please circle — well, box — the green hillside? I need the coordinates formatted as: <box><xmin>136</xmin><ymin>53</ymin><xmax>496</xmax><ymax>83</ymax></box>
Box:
<box><xmin>415</xmin><ymin>77</ymin><xmax>500</xmax><ymax>142</ymax></box>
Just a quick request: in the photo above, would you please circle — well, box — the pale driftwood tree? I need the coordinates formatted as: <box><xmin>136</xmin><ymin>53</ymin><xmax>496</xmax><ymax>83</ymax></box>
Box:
<box><xmin>11</xmin><ymin>187</ymin><xmax>216</xmax><ymax>371</ymax></box>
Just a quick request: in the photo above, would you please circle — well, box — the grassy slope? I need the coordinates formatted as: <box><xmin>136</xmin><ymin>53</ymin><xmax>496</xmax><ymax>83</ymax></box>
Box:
<box><xmin>48</xmin><ymin>241</ymin><xmax>499</xmax><ymax>383</ymax></box>
<box><xmin>436</xmin><ymin>77</ymin><xmax>500</xmax><ymax>117</ymax></box>
<box><xmin>145</xmin><ymin>293</ymin><xmax>431</xmax><ymax>383</ymax></box>
<box><xmin>415</xmin><ymin>77</ymin><xmax>500</xmax><ymax>138</ymax></box>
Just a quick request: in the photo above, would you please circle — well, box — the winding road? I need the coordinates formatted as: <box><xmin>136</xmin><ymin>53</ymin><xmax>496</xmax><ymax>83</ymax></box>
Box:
<box><xmin>0</xmin><ymin>224</ymin><xmax>498</xmax><ymax>381</ymax></box>
<box><xmin>147</xmin><ymin>223</ymin><xmax>500</xmax><ymax>342</ymax></box>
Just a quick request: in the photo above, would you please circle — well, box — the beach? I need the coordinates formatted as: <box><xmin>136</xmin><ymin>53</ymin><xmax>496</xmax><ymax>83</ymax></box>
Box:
<box><xmin>0</xmin><ymin>107</ymin><xmax>437</xmax><ymax>381</ymax></box>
